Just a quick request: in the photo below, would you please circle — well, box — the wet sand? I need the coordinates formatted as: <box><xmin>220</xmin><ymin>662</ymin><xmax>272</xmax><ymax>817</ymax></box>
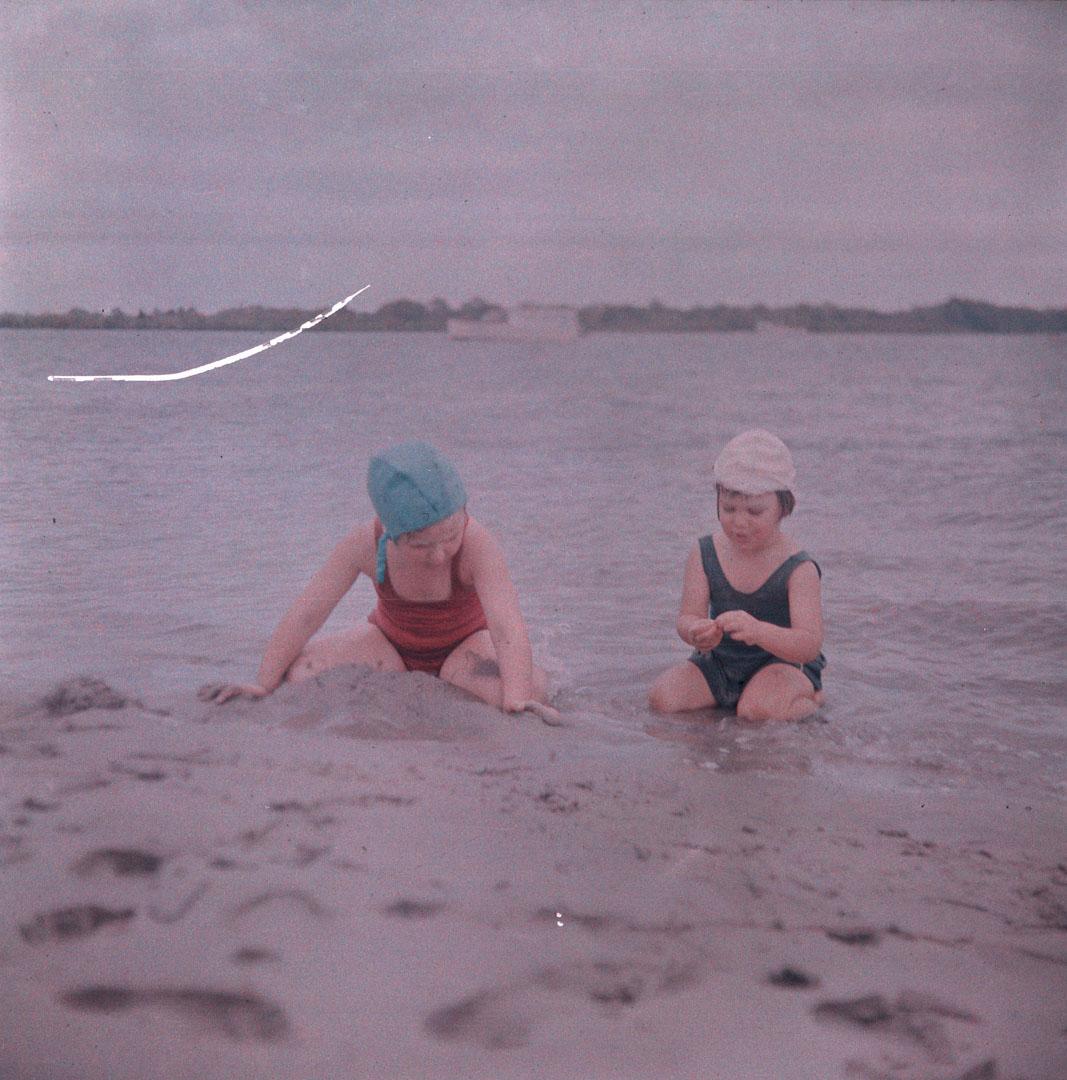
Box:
<box><xmin>1</xmin><ymin>669</ymin><xmax>1064</xmax><ymax>1080</ymax></box>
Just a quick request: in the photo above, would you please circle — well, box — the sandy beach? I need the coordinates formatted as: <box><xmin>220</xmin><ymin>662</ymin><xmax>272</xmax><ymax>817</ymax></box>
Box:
<box><xmin>1</xmin><ymin>668</ymin><xmax>1063</xmax><ymax>1080</ymax></box>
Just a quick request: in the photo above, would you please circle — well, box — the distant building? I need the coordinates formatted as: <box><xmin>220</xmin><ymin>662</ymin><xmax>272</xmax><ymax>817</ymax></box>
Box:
<box><xmin>753</xmin><ymin>320</ymin><xmax>808</xmax><ymax>333</ymax></box>
<box><xmin>447</xmin><ymin>304</ymin><xmax>582</xmax><ymax>343</ymax></box>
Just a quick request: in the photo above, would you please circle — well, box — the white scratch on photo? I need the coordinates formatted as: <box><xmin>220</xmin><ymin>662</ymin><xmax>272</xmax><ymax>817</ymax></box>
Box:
<box><xmin>47</xmin><ymin>286</ymin><xmax>369</xmax><ymax>383</ymax></box>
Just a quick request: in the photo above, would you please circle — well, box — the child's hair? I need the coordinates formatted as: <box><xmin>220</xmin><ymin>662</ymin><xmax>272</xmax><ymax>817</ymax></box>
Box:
<box><xmin>716</xmin><ymin>483</ymin><xmax>795</xmax><ymax>518</ymax></box>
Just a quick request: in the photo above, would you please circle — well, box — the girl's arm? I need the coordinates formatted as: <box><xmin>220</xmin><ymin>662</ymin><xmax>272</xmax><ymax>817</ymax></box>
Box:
<box><xmin>715</xmin><ymin>561</ymin><xmax>823</xmax><ymax>664</ymax></box>
<box><xmin>464</xmin><ymin>524</ymin><xmax>535</xmax><ymax>712</ymax></box>
<box><xmin>204</xmin><ymin>524</ymin><xmax>372</xmax><ymax>703</ymax></box>
<box><xmin>253</xmin><ymin>524</ymin><xmax>372</xmax><ymax>690</ymax></box>
<box><xmin>677</xmin><ymin>544</ymin><xmax>722</xmax><ymax>651</ymax></box>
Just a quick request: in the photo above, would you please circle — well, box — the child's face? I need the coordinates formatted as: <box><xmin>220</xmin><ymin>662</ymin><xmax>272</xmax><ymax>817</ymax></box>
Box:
<box><xmin>717</xmin><ymin>490</ymin><xmax>782</xmax><ymax>549</ymax></box>
<box><xmin>397</xmin><ymin>510</ymin><xmax>468</xmax><ymax>567</ymax></box>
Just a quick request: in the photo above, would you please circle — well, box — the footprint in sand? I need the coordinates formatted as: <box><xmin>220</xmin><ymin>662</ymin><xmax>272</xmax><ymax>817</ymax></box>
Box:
<box><xmin>59</xmin><ymin>986</ymin><xmax>289</xmax><ymax>1041</ymax></box>
<box><xmin>109</xmin><ymin>761</ymin><xmax>167</xmax><ymax>782</ymax></box>
<box><xmin>73</xmin><ymin>848</ymin><xmax>163</xmax><ymax>876</ymax></box>
<box><xmin>813</xmin><ymin>991</ymin><xmax>980</xmax><ymax>1066</ymax></box>
<box><xmin>232</xmin><ymin>946</ymin><xmax>281</xmax><ymax>965</ymax></box>
<box><xmin>21</xmin><ymin>797</ymin><xmax>59</xmax><ymax>812</ymax></box>
<box><xmin>825</xmin><ymin>925</ymin><xmax>881</xmax><ymax>946</ymax></box>
<box><xmin>425</xmin><ymin>989</ymin><xmax>530</xmax><ymax>1050</ymax></box>
<box><xmin>535</xmin><ymin>957</ymin><xmax>700</xmax><ymax>1003</ymax></box>
<box><xmin>381</xmin><ymin>898</ymin><xmax>446</xmax><ymax>919</ymax></box>
<box><xmin>425</xmin><ymin>955</ymin><xmax>701</xmax><ymax>1049</ymax></box>
<box><xmin>766</xmin><ymin>966</ymin><xmax>819</xmax><ymax>988</ymax></box>
<box><xmin>230</xmin><ymin>888</ymin><xmax>329</xmax><ymax>920</ymax></box>
<box><xmin>20</xmin><ymin>905</ymin><xmax>135</xmax><ymax>943</ymax></box>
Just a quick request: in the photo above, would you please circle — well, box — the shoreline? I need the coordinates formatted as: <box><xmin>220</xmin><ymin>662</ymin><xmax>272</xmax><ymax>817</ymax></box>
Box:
<box><xmin>4</xmin><ymin>295</ymin><xmax>1066</xmax><ymax>335</ymax></box>
<box><xmin>2</xmin><ymin>668</ymin><xmax>1065</xmax><ymax>1079</ymax></box>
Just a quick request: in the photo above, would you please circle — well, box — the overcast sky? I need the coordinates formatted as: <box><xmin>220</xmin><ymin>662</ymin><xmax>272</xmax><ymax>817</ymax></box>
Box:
<box><xmin>1</xmin><ymin>1</ymin><xmax>1063</xmax><ymax>313</ymax></box>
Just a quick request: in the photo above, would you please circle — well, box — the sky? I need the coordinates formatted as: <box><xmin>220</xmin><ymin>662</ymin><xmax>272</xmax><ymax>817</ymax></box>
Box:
<box><xmin>1</xmin><ymin>0</ymin><xmax>1064</xmax><ymax>313</ymax></box>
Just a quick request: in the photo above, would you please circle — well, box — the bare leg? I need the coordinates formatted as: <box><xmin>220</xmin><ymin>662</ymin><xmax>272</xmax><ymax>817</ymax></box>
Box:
<box><xmin>286</xmin><ymin>624</ymin><xmax>405</xmax><ymax>683</ymax></box>
<box><xmin>648</xmin><ymin>661</ymin><xmax>717</xmax><ymax>713</ymax></box>
<box><xmin>438</xmin><ymin>629</ymin><xmax>549</xmax><ymax>709</ymax></box>
<box><xmin>736</xmin><ymin>663</ymin><xmax>823</xmax><ymax>722</ymax></box>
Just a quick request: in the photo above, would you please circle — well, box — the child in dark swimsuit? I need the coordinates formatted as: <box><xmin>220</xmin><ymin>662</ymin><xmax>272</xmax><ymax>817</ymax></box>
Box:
<box><xmin>648</xmin><ymin>429</ymin><xmax>825</xmax><ymax>721</ymax></box>
<box><xmin>203</xmin><ymin>441</ymin><xmax>558</xmax><ymax>721</ymax></box>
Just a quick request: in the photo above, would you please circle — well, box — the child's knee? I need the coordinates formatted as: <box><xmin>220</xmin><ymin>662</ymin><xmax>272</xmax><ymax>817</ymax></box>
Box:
<box><xmin>649</xmin><ymin>664</ymin><xmax>712</xmax><ymax>713</ymax></box>
<box><xmin>648</xmin><ymin>676</ymin><xmax>679</xmax><ymax>713</ymax></box>
<box><xmin>786</xmin><ymin>693</ymin><xmax>820</xmax><ymax>721</ymax></box>
<box><xmin>738</xmin><ymin>688</ymin><xmax>815</xmax><ymax>722</ymax></box>
<box><xmin>736</xmin><ymin>699</ymin><xmax>759</xmax><ymax>721</ymax></box>
<box><xmin>737</xmin><ymin>695</ymin><xmax>779</xmax><ymax>721</ymax></box>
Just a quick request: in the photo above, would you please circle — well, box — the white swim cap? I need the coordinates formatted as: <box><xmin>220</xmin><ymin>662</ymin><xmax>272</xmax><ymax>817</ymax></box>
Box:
<box><xmin>714</xmin><ymin>429</ymin><xmax>796</xmax><ymax>494</ymax></box>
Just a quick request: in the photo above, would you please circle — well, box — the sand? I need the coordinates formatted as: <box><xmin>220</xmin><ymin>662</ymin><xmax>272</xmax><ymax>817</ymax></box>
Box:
<box><xmin>1</xmin><ymin>668</ymin><xmax>1064</xmax><ymax>1080</ymax></box>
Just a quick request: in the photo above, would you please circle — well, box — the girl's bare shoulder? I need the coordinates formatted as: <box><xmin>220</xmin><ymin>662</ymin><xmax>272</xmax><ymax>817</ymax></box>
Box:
<box><xmin>335</xmin><ymin>520</ymin><xmax>379</xmax><ymax>576</ymax></box>
<box><xmin>788</xmin><ymin>555</ymin><xmax>822</xmax><ymax>586</ymax></box>
<box><xmin>463</xmin><ymin>515</ymin><xmax>500</xmax><ymax>550</ymax></box>
<box><xmin>457</xmin><ymin>516</ymin><xmax>506</xmax><ymax>578</ymax></box>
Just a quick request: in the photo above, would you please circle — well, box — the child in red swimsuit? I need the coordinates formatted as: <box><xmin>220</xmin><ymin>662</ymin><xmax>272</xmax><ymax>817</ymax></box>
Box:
<box><xmin>204</xmin><ymin>441</ymin><xmax>557</xmax><ymax>720</ymax></box>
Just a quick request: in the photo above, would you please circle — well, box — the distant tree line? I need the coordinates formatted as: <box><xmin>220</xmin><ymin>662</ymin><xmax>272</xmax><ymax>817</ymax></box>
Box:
<box><xmin>2</xmin><ymin>296</ymin><xmax>1064</xmax><ymax>333</ymax></box>
<box><xmin>0</xmin><ymin>299</ymin><xmax>463</xmax><ymax>332</ymax></box>
<box><xmin>579</xmin><ymin>297</ymin><xmax>1067</xmax><ymax>333</ymax></box>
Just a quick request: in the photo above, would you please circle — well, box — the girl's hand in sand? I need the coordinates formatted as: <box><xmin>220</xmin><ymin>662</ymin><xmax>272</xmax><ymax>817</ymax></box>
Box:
<box><xmin>521</xmin><ymin>701</ymin><xmax>564</xmax><ymax>726</ymax></box>
<box><xmin>715</xmin><ymin>610</ymin><xmax>764</xmax><ymax>647</ymax></box>
<box><xmin>689</xmin><ymin>618</ymin><xmax>723</xmax><ymax>651</ymax></box>
<box><xmin>198</xmin><ymin>682</ymin><xmax>269</xmax><ymax>705</ymax></box>
<box><xmin>503</xmin><ymin>697</ymin><xmax>563</xmax><ymax>726</ymax></box>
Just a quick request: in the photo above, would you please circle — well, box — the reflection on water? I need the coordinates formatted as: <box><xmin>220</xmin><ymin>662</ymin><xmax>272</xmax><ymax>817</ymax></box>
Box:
<box><xmin>644</xmin><ymin>714</ymin><xmax>817</xmax><ymax>777</ymax></box>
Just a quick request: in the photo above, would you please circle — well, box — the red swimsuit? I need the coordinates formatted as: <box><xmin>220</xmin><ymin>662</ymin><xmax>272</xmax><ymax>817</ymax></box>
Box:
<box><xmin>367</xmin><ymin>521</ymin><xmax>489</xmax><ymax>674</ymax></box>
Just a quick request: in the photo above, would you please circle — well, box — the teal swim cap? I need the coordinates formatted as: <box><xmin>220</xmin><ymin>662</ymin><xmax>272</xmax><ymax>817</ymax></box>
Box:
<box><xmin>367</xmin><ymin>441</ymin><xmax>467</xmax><ymax>583</ymax></box>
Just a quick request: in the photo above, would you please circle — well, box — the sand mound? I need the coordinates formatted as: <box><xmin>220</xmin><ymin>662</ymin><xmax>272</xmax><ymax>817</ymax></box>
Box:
<box><xmin>20</xmin><ymin>667</ymin><xmax>495</xmax><ymax>744</ymax></box>
<box><xmin>41</xmin><ymin>676</ymin><xmax>129</xmax><ymax>716</ymax></box>
<box><xmin>206</xmin><ymin>664</ymin><xmax>497</xmax><ymax>742</ymax></box>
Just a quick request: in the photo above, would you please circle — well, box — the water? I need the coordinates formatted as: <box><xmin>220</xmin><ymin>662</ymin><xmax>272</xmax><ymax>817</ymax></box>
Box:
<box><xmin>3</xmin><ymin>328</ymin><xmax>1066</xmax><ymax>799</ymax></box>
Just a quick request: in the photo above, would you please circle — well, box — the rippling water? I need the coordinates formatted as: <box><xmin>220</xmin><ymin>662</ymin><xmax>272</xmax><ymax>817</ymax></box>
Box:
<box><xmin>3</xmin><ymin>328</ymin><xmax>1065</xmax><ymax>798</ymax></box>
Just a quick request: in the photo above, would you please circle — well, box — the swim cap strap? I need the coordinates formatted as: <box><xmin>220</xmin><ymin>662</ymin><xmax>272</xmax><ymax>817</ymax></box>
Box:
<box><xmin>376</xmin><ymin>532</ymin><xmax>389</xmax><ymax>584</ymax></box>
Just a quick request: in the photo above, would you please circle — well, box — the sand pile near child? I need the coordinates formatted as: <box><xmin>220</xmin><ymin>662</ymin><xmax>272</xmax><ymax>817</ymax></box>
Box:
<box><xmin>202</xmin><ymin>665</ymin><xmax>498</xmax><ymax>742</ymax></box>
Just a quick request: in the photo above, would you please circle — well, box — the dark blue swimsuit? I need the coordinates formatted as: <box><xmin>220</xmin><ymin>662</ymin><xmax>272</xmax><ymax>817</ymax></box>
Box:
<box><xmin>689</xmin><ymin>535</ymin><xmax>826</xmax><ymax>710</ymax></box>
